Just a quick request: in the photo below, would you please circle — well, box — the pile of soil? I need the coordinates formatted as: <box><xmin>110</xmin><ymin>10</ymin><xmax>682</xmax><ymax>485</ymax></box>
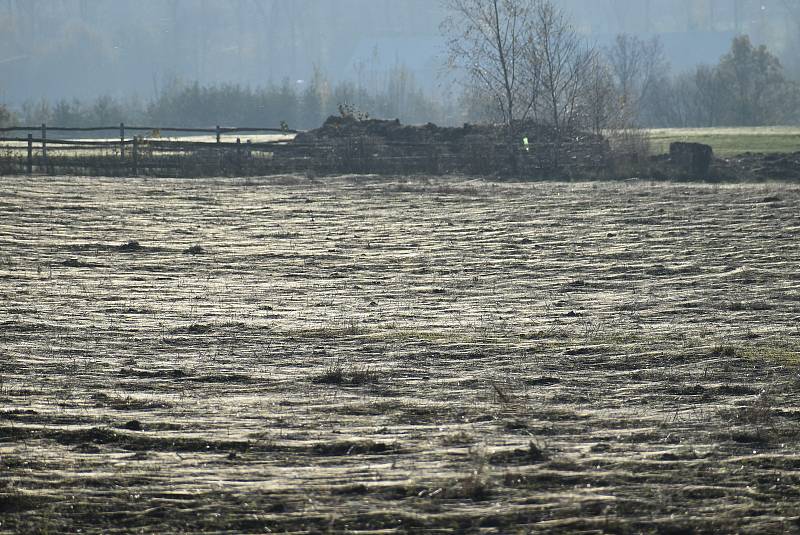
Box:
<box><xmin>292</xmin><ymin>116</ymin><xmax>610</xmax><ymax>177</ymax></box>
<box><xmin>293</xmin><ymin>116</ymin><xmax>800</xmax><ymax>181</ymax></box>
<box><xmin>725</xmin><ymin>152</ymin><xmax>800</xmax><ymax>180</ymax></box>
<box><xmin>294</xmin><ymin>115</ymin><xmax>605</xmax><ymax>147</ymax></box>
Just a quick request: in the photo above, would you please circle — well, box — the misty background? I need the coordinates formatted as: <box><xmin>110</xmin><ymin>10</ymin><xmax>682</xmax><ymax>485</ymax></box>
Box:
<box><xmin>1</xmin><ymin>0</ymin><xmax>799</xmax><ymax>128</ymax></box>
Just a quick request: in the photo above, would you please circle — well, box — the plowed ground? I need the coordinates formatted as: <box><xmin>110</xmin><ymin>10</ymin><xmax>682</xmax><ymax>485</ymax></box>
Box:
<box><xmin>1</xmin><ymin>175</ymin><xmax>799</xmax><ymax>534</ymax></box>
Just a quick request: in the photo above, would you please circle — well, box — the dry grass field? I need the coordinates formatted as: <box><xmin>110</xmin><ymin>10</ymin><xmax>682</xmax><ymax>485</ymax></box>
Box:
<box><xmin>1</xmin><ymin>175</ymin><xmax>800</xmax><ymax>534</ymax></box>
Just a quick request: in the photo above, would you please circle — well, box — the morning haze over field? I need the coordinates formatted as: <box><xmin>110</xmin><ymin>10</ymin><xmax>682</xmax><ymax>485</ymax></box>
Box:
<box><xmin>1</xmin><ymin>1</ymin><xmax>799</xmax><ymax>100</ymax></box>
<box><xmin>1</xmin><ymin>2</ymin><xmax>800</xmax><ymax>534</ymax></box>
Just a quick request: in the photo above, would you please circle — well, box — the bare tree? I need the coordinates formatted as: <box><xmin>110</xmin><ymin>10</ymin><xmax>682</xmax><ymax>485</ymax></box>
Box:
<box><xmin>528</xmin><ymin>1</ymin><xmax>595</xmax><ymax>163</ymax></box>
<box><xmin>605</xmin><ymin>34</ymin><xmax>666</xmax><ymax>126</ymax></box>
<box><xmin>582</xmin><ymin>54</ymin><xmax>618</xmax><ymax>135</ymax></box>
<box><xmin>642</xmin><ymin>70</ymin><xmax>698</xmax><ymax>128</ymax></box>
<box><xmin>442</xmin><ymin>0</ymin><xmax>603</xmax><ymax>168</ymax></box>
<box><xmin>690</xmin><ymin>64</ymin><xmax>726</xmax><ymax>127</ymax></box>
<box><xmin>0</xmin><ymin>103</ymin><xmax>12</xmax><ymax>127</ymax></box>
<box><xmin>441</xmin><ymin>0</ymin><xmax>539</xmax><ymax>128</ymax></box>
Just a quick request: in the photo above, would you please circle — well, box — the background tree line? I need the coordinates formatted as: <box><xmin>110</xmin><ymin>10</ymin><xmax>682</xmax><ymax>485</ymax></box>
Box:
<box><xmin>443</xmin><ymin>0</ymin><xmax>800</xmax><ymax>137</ymax></box>
<box><xmin>2</xmin><ymin>1</ymin><xmax>799</xmax><ymax>106</ymax></box>
<box><xmin>0</xmin><ymin>1</ymin><xmax>797</xmax><ymax>133</ymax></box>
<box><xmin>643</xmin><ymin>34</ymin><xmax>800</xmax><ymax>127</ymax></box>
<box><xmin>0</xmin><ymin>64</ymin><xmax>447</xmax><ymax>130</ymax></box>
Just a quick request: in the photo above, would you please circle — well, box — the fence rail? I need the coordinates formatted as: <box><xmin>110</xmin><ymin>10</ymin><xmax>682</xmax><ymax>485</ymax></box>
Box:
<box><xmin>0</xmin><ymin>136</ymin><xmax>296</xmax><ymax>148</ymax></box>
<box><xmin>0</xmin><ymin>123</ymin><xmax>299</xmax><ymax>134</ymax></box>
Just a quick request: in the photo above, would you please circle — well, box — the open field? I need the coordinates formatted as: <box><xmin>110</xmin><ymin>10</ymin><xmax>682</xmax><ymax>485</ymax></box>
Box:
<box><xmin>1</xmin><ymin>175</ymin><xmax>800</xmax><ymax>534</ymax></box>
<box><xmin>648</xmin><ymin>126</ymin><xmax>800</xmax><ymax>157</ymax></box>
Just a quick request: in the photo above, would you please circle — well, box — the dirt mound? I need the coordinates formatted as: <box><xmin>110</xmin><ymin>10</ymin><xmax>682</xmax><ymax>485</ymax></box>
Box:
<box><xmin>295</xmin><ymin>116</ymin><xmax>448</xmax><ymax>144</ymax></box>
<box><xmin>727</xmin><ymin>152</ymin><xmax>800</xmax><ymax>180</ymax></box>
<box><xmin>295</xmin><ymin>115</ymin><xmax>603</xmax><ymax>147</ymax></box>
<box><xmin>292</xmin><ymin>116</ymin><xmax>610</xmax><ymax>177</ymax></box>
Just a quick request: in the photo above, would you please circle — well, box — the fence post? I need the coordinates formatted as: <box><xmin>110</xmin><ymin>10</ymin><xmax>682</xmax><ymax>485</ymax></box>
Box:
<box><xmin>27</xmin><ymin>134</ymin><xmax>33</xmax><ymax>174</ymax></box>
<box><xmin>132</xmin><ymin>136</ymin><xmax>138</xmax><ymax>176</ymax></box>
<box><xmin>41</xmin><ymin>123</ymin><xmax>47</xmax><ymax>168</ymax></box>
<box><xmin>236</xmin><ymin>137</ymin><xmax>242</xmax><ymax>174</ymax></box>
<box><xmin>359</xmin><ymin>137</ymin><xmax>365</xmax><ymax>173</ymax></box>
<box><xmin>429</xmin><ymin>144</ymin><xmax>439</xmax><ymax>175</ymax></box>
<box><xmin>216</xmin><ymin>125</ymin><xmax>221</xmax><ymax>144</ymax></box>
<box><xmin>120</xmin><ymin>122</ymin><xmax>125</xmax><ymax>159</ymax></box>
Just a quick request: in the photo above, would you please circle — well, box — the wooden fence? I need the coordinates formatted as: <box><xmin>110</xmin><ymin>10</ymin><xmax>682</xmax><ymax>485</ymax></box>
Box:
<box><xmin>0</xmin><ymin>123</ymin><xmax>297</xmax><ymax>140</ymax></box>
<box><xmin>0</xmin><ymin>123</ymin><xmax>611</xmax><ymax>178</ymax></box>
<box><xmin>0</xmin><ymin>123</ymin><xmax>302</xmax><ymax>177</ymax></box>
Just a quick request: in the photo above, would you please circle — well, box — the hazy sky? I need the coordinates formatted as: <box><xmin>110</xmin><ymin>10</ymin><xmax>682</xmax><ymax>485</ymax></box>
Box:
<box><xmin>0</xmin><ymin>0</ymin><xmax>795</xmax><ymax>105</ymax></box>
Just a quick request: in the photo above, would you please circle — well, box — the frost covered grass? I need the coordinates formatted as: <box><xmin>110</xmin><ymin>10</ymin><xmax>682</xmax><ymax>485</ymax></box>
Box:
<box><xmin>1</xmin><ymin>176</ymin><xmax>799</xmax><ymax>533</ymax></box>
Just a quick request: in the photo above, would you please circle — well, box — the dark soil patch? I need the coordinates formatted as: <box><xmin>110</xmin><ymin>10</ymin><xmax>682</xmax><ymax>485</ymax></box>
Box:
<box><xmin>310</xmin><ymin>440</ymin><xmax>396</xmax><ymax>456</ymax></box>
<box><xmin>118</xmin><ymin>240</ymin><xmax>142</xmax><ymax>252</ymax></box>
<box><xmin>489</xmin><ymin>442</ymin><xmax>548</xmax><ymax>466</ymax></box>
<box><xmin>184</xmin><ymin>245</ymin><xmax>205</xmax><ymax>255</ymax></box>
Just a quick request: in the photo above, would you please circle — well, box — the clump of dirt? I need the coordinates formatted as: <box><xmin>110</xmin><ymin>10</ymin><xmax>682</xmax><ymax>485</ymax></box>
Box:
<box><xmin>184</xmin><ymin>245</ymin><xmax>205</xmax><ymax>255</ymax></box>
<box><xmin>0</xmin><ymin>409</ymin><xmax>38</xmax><ymax>421</ymax></box>
<box><xmin>489</xmin><ymin>441</ymin><xmax>548</xmax><ymax>466</ymax></box>
<box><xmin>118</xmin><ymin>240</ymin><xmax>142</xmax><ymax>252</ymax></box>
<box><xmin>122</xmin><ymin>420</ymin><xmax>143</xmax><ymax>431</ymax></box>
<box><xmin>312</xmin><ymin>361</ymin><xmax>378</xmax><ymax>386</ymax></box>
<box><xmin>61</xmin><ymin>258</ymin><xmax>105</xmax><ymax>268</ymax></box>
<box><xmin>174</xmin><ymin>323</ymin><xmax>213</xmax><ymax>334</ymax></box>
<box><xmin>0</xmin><ymin>492</ymin><xmax>44</xmax><ymax>514</ymax></box>
<box><xmin>310</xmin><ymin>440</ymin><xmax>395</xmax><ymax>456</ymax></box>
<box><xmin>91</xmin><ymin>393</ymin><xmax>170</xmax><ymax>411</ymax></box>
